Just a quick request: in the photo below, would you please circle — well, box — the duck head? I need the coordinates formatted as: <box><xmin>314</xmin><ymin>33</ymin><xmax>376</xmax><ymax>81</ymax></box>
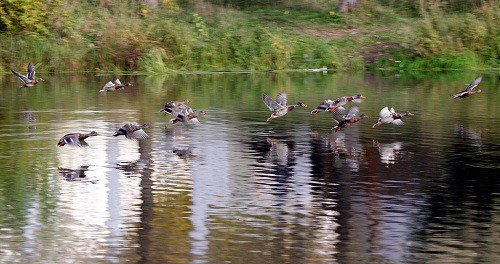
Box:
<box><xmin>296</xmin><ymin>102</ymin><xmax>307</xmax><ymax>107</ymax></box>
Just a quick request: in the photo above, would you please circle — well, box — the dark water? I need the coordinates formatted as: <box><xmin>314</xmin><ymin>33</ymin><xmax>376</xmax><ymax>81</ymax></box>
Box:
<box><xmin>0</xmin><ymin>71</ymin><xmax>498</xmax><ymax>263</ymax></box>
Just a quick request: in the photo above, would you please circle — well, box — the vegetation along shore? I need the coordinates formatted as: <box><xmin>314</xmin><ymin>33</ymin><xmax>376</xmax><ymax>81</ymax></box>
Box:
<box><xmin>0</xmin><ymin>0</ymin><xmax>498</xmax><ymax>73</ymax></box>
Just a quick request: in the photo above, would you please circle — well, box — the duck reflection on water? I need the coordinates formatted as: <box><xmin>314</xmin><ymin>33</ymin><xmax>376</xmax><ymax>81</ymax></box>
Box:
<box><xmin>373</xmin><ymin>141</ymin><xmax>406</xmax><ymax>165</ymax></box>
<box><xmin>454</xmin><ymin>124</ymin><xmax>482</xmax><ymax>149</ymax></box>
<box><xmin>115</xmin><ymin>158</ymin><xmax>151</xmax><ymax>175</ymax></box>
<box><xmin>312</xmin><ymin>131</ymin><xmax>364</xmax><ymax>173</ymax></box>
<box><xmin>58</xmin><ymin>166</ymin><xmax>97</xmax><ymax>183</ymax></box>
<box><xmin>21</xmin><ymin>111</ymin><xmax>36</xmax><ymax>131</ymax></box>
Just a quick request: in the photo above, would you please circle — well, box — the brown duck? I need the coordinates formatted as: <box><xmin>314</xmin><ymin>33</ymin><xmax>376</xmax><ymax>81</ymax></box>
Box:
<box><xmin>453</xmin><ymin>76</ymin><xmax>482</xmax><ymax>98</ymax></box>
<box><xmin>100</xmin><ymin>79</ymin><xmax>133</xmax><ymax>92</ymax></box>
<box><xmin>311</xmin><ymin>94</ymin><xmax>366</xmax><ymax>114</ymax></box>
<box><xmin>11</xmin><ymin>62</ymin><xmax>44</xmax><ymax>88</ymax></box>
<box><xmin>263</xmin><ymin>92</ymin><xmax>307</xmax><ymax>121</ymax></box>
<box><xmin>57</xmin><ymin>131</ymin><xmax>99</xmax><ymax>147</ymax></box>
<box><xmin>113</xmin><ymin>123</ymin><xmax>150</xmax><ymax>140</ymax></box>
<box><xmin>333</xmin><ymin>106</ymin><xmax>370</xmax><ymax>132</ymax></box>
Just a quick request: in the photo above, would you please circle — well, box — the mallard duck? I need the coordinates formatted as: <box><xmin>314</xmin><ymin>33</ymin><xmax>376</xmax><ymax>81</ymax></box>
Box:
<box><xmin>57</xmin><ymin>131</ymin><xmax>99</xmax><ymax>147</ymax></box>
<box><xmin>453</xmin><ymin>76</ymin><xmax>482</xmax><ymax>98</ymax></box>
<box><xmin>311</xmin><ymin>94</ymin><xmax>366</xmax><ymax>114</ymax></box>
<box><xmin>311</xmin><ymin>99</ymin><xmax>335</xmax><ymax>115</ymax></box>
<box><xmin>263</xmin><ymin>92</ymin><xmax>307</xmax><ymax>122</ymax></box>
<box><xmin>11</xmin><ymin>62</ymin><xmax>44</xmax><ymax>88</ymax></box>
<box><xmin>171</xmin><ymin>111</ymin><xmax>207</xmax><ymax>125</ymax></box>
<box><xmin>326</xmin><ymin>94</ymin><xmax>366</xmax><ymax>113</ymax></box>
<box><xmin>333</xmin><ymin>106</ymin><xmax>370</xmax><ymax>132</ymax></box>
<box><xmin>99</xmin><ymin>79</ymin><xmax>133</xmax><ymax>92</ymax></box>
<box><xmin>113</xmin><ymin>123</ymin><xmax>150</xmax><ymax>140</ymax></box>
<box><xmin>159</xmin><ymin>100</ymin><xmax>191</xmax><ymax>115</ymax></box>
<box><xmin>372</xmin><ymin>107</ymin><xmax>414</xmax><ymax>128</ymax></box>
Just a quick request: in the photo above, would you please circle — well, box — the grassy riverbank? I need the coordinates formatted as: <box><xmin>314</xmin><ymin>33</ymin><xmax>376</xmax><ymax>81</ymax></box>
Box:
<box><xmin>0</xmin><ymin>1</ymin><xmax>498</xmax><ymax>73</ymax></box>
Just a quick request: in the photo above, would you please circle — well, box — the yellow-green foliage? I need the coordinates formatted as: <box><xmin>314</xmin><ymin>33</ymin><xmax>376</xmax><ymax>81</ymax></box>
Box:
<box><xmin>411</xmin><ymin>1</ymin><xmax>498</xmax><ymax>67</ymax></box>
<box><xmin>0</xmin><ymin>0</ymin><xmax>498</xmax><ymax>72</ymax></box>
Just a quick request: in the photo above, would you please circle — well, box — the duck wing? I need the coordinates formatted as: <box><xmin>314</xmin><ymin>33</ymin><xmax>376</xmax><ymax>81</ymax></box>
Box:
<box><xmin>11</xmin><ymin>69</ymin><xmax>30</xmax><ymax>83</ymax></box>
<box><xmin>465</xmin><ymin>76</ymin><xmax>482</xmax><ymax>92</ymax></box>
<box><xmin>100</xmin><ymin>81</ymin><xmax>115</xmax><ymax>92</ymax></box>
<box><xmin>27</xmin><ymin>62</ymin><xmax>35</xmax><ymax>80</ymax></box>
<box><xmin>59</xmin><ymin>133</ymin><xmax>85</xmax><ymax>147</ymax></box>
<box><xmin>275</xmin><ymin>92</ymin><xmax>287</xmax><ymax>107</ymax></box>
<box><xmin>125</xmin><ymin>123</ymin><xmax>149</xmax><ymax>140</ymax></box>
<box><xmin>392</xmin><ymin>119</ymin><xmax>404</xmax><ymax>126</ymax></box>
<box><xmin>114</xmin><ymin>79</ymin><xmax>122</xmax><ymax>85</ymax></box>
<box><xmin>343</xmin><ymin>106</ymin><xmax>359</xmax><ymax>120</ymax></box>
<box><xmin>379</xmin><ymin>107</ymin><xmax>391</xmax><ymax>118</ymax></box>
<box><xmin>263</xmin><ymin>93</ymin><xmax>283</xmax><ymax>111</ymax></box>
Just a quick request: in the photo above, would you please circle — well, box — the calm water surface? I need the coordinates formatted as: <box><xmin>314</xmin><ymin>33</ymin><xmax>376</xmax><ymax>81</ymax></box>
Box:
<box><xmin>0</xmin><ymin>71</ymin><xmax>498</xmax><ymax>263</ymax></box>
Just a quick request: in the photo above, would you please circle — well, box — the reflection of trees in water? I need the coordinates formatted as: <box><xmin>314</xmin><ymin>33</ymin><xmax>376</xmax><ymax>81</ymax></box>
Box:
<box><xmin>410</xmin><ymin>124</ymin><xmax>497</xmax><ymax>263</ymax></box>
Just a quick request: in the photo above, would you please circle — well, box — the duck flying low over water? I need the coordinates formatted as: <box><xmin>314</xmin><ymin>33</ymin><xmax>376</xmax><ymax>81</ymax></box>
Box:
<box><xmin>11</xmin><ymin>62</ymin><xmax>44</xmax><ymax>88</ymax></box>
<box><xmin>453</xmin><ymin>76</ymin><xmax>483</xmax><ymax>98</ymax></box>
<box><xmin>311</xmin><ymin>94</ymin><xmax>365</xmax><ymax>114</ymax></box>
<box><xmin>332</xmin><ymin>106</ymin><xmax>370</xmax><ymax>132</ymax></box>
<box><xmin>113</xmin><ymin>123</ymin><xmax>150</xmax><ymax>140</ymax></box>
<box><xmin>372</xmin><ymin>107</ymin><xmax>414</xmax><ymax>128</ymax></box>
<box><xmin>263</xmin><ymin>92</ymin><xmax>307</xmax><ymax>122</ymax></box>
<box><xmin>171</xmin><ymin>111</ymin><xmax>207</xmax><ymax>125</ymax></box>
<box><xmin>160</xmin><ymin>99</ymin><xmax>191</xmax><ymax>116</ymax></box>
<box><xmin>57</xmin><ymin>131</ymin><xmax>99</xmax><ymax>147</ymax></box>
<box><xmin>99</xmin><ymin>79</ymin><xmax>133</xmax><ymax>92</ymax></box>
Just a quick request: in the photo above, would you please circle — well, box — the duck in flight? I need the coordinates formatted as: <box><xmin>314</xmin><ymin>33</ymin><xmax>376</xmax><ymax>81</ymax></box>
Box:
<box><xmin>11</xmin><ymin>62</ymin><xmax>44</xmax><ymax>88</ymax></box>
<box><xmin>100</xmin><ymin>79</ymin><xmax>133</xmax><ymax>92</ymax></box>
<box><xmin>57</xmin><ymin>131</ymin><xmax>99</xmax><ymax>147</ymax></box>
<box><xmin>263</xmin><ymin>92</ymin><xmax>307</xmax><ymax>122</ymax></box>
<box><xmin>372</xmin><ymin>107</ymin><xmax>414</xmax><ymax>128</ymax></box>
<box><xmin>332</xmin><ymin>106</ymin><xmax>370</xmax><ymax>132</ymax></box>
<box><xmin>453</xmin><ymin>76</ymin><xmax>483</xmax><ymax>98</ymax></box>
<box><xmin>113</xmin><ymin>123</ymin><xmax>150</xmax><ymax>140</ymax></box>
<box><xmin>311</xmin><ymin>94</ymin><xmax>365</xmax><ymax>114</ymax></box>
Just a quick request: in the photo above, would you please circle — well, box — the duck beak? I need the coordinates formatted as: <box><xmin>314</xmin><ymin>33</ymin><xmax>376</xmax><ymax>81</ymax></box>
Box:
<box><xmin>267</xmin><ymin>116</ymin><xmax>275</xmax><ymax>122</ymax></box>
<box><xmin>408</xmin><ymin>113</ymin><xmax>414</xmax><ymax>116</ymax></box>
<box><xmin>301</xmin><ymin>103</ymin><xmax>307</xmax><ymax>107</ymax></box>
<box><xmin>360</xmin><ymin>95</ymin><xmax>366</xmax><ymax>99</ymax></box>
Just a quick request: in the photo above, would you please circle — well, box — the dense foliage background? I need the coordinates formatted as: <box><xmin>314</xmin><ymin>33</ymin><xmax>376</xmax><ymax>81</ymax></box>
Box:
<box><xmin>0</xmin><ymin>0</ymin><xmax>498</xmax><ymax>72</ymax></box>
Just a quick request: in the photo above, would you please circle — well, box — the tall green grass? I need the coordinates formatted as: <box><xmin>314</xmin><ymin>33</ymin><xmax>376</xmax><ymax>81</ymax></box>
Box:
<box><xmin>0</xmin><ymin>0</ymin><xmax>498</xmax><ymax>72</ymax></box>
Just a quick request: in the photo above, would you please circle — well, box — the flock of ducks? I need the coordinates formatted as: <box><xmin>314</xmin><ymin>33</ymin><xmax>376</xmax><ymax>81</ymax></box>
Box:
<box><xmin>262</xmin><ymin>75</ymin><xmax>483</xmax><ymax>131</ymax></box>
<box><xmin>264</xmin><ymin>92</ymin><xmax>415</xmax><ymax>131</ymax></box>
<box><xmin>10</xmin><ymin>62</ymin><xmax>484</xmax><ymax>147</ymax></box>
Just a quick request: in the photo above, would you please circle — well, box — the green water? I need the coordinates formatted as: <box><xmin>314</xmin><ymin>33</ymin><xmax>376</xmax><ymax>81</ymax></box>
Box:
<box><xmin>0</xmin><ymin>71</ymin><xmax>498</xmax><ymax>263</ymax></box>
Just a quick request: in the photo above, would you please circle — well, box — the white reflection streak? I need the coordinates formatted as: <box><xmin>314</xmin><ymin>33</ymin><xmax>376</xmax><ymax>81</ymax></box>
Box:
<box><xmin>189</xmin><ymin>123</ymin><xmax>230</xmax><ymax>262</ymax></box>
<box><xmin>22</xmin><ymin>201</ymin><xmax>41</xmax><ymax>259</ymax></box>
<box><xmin>378</xmin><ymin>142</ymin><xmax>403</xmax><ymax>165</ymax></box>
<box><xmin>105</xmin><ymin>135</ymin><xmax>123</xmax><ymax>258</ymax></box>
